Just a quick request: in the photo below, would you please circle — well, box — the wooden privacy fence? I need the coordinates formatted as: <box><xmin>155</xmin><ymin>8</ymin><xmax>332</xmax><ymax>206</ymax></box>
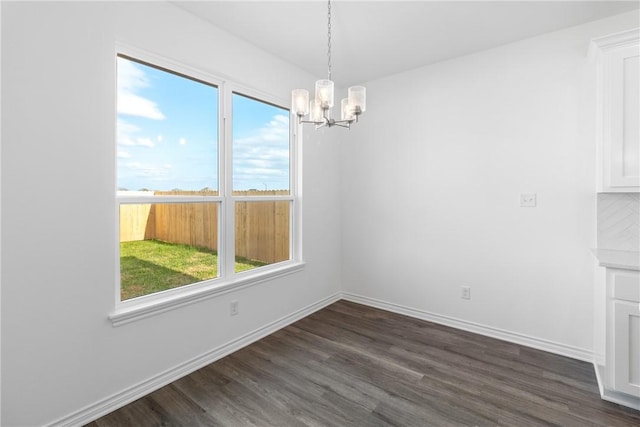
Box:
<box><xmin>119</xmin><ymin>190</ymin><xmax>290</xmax><ymax>264</ymax></box>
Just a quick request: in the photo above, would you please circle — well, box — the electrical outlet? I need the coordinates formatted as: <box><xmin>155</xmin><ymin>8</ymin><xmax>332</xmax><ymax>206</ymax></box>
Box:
<box><xmin>520</xmin><ymin>193</ymin><xmax>537</xmax><ymax>207</ymax></box>
<box><xmin>230</xmin><ymin>300</ymin><xmax>239</xmax><ymax>316</ymax></box>
<box><xmin>461</xmin><ymin>286</ymin><xmax>471</xmax><ymax>300</ymax></box>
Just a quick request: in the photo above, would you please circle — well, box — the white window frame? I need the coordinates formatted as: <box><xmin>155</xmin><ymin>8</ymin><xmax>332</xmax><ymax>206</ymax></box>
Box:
<box><xmin>111</xmin><ymin>45</ymin><xmax>303</xmax><ymax>327</ymax></box>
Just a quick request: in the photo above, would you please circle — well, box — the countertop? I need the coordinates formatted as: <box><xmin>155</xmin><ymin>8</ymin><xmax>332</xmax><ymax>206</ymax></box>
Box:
<box><xmin>591</xmin><ymin>248</ymin><xmax>640</xmax><ymax>271</ymax></box>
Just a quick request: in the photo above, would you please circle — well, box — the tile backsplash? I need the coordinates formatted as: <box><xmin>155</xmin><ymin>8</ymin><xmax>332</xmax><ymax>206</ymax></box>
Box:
<box><xmin>597</xmin><ymin>193</ymin><xmax>640</xmax><ymax>251</ymax></box>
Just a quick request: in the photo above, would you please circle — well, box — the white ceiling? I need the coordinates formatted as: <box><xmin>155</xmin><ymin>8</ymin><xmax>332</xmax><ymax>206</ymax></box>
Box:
<box><xmin>174</xmin><ymin>1</ymin><xmax>639</xmax><ymax>86</ymax></box>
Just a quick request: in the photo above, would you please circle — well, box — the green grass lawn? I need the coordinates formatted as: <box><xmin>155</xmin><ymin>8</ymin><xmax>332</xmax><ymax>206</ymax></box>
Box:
<box><xmin>120</xmin><ymin>239</ymin><xmax>266</xmax><ymax>300</ymax></box>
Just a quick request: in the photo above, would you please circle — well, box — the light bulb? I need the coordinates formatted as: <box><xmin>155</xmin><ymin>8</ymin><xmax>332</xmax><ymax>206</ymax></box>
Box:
<box><xmin>315</xmin><ymin>79</ymin><xmax>334</xmax><ymax>108</ymax></box>
<box><xmin>341</xmin><ymin>98</ymin><xmax>355</xmax><ymax>121</ymax></box>
<box><xmin>291</xmin><ymin>89</ymin><xmax>309</xmax><ymax>116</ymax></box>
<box><xmin>348</xmin><ymin>86</ymin><xmax>366</xmax><ymax>113</ymax></box>
<box><xmin>309</xmin><ymin>98</ymin><xmax>324</xmax><ymax>122</ymax></box>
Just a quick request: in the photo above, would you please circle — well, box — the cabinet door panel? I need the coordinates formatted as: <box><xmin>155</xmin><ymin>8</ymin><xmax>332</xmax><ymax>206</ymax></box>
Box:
<box><xmin>614</xmin><ymin>300</ymin><xmax>640</xmax><ymax>396</ymax></box>
<box><xmin>594</xmin><ymin>28</ymin><xmax>640</xmax><ymax>192</ymax></box>
<box><xmin>608</xmin><ymin>45</ymin><xmax>640</xmax><ymax>189</ymax></box>
<box><xmin>621</xmin><ymin>54</ymin><xmax>639</xmax><ymax>180</ymax></box>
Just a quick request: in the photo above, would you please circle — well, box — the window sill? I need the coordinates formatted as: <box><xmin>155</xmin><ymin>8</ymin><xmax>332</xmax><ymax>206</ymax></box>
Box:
<box><xmin>109</xmin><ymin>261</ymin><xmax>305</xmax><ymax>327</ymax></box>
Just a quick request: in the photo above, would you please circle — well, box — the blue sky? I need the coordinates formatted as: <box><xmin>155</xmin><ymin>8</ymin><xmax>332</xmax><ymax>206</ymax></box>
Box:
<box><xmin>117</xmin><ymin>56</ymin><xmax>290</xmax><ymax>192</ymax></box>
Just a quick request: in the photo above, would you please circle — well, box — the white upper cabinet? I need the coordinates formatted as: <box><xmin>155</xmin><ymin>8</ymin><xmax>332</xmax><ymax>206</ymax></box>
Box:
<box><xmin>592</xmin><ymin>29</ymin><xmax>640</xmax><ymax>192</ymax></box>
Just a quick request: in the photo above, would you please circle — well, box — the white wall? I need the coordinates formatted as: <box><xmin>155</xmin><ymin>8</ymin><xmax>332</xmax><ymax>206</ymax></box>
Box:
<box><xmin>3</xmin><ymin>2</ymin><xmax>638</xmax><ymax>425</ymax></box>
<box><xmin>1</xmin><ymin>2</ymin><xmax>341</xmax><ymax>425</ymax></box>
<box><xmin>341</xmin><ymin>11</ymin><xmax>639</xmax><ymax>357</ymax></box>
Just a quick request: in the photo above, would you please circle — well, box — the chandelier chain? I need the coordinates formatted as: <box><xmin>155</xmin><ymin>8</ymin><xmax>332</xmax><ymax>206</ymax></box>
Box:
<box><xmin>327</xmin><ymin>0</ymin><xmax>332</xmax><ymax>81</ymax></box>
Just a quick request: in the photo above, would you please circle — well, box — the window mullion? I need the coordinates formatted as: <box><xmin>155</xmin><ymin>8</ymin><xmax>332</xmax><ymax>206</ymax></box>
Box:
<box><xmin>292</xmin><ymin>119</ymin><xmax>303</xmax><ymax>262</ymax></box>
<box><xmin>116</xmin><ymin>196</ymin><xmax>223</xmax><ymax>204</ymax></box>
<box><xmin>222</xmin><ymin>83</ymin><xmax>236</xmax><ymax>279</ymax></box>
<box><xmin>232</xmin><ymin>195</ymin><xmax>294</xmax><ymax>202</ymax></box>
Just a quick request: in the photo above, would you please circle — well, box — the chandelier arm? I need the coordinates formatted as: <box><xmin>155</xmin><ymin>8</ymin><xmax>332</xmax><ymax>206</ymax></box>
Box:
<box><xmin>332</xmin><ymin>122</ymin><xmax>351</xmax><ymax>129</ymax></box>
<box><xmin>331</xmin><ymin>119</ymin><xmax>355</xmax><ymax>126</ymax></box>
<box><xmin>299</xmin><ymin>119</ymin><xmax>326</xmax><ymax>125</ymax></box>
<box><xmin>322</xmin><ymin>107</ymin><xmax>331</xmax><ymax>123</ymax></box>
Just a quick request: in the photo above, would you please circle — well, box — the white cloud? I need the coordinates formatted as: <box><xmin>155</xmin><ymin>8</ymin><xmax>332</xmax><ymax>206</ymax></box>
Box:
<box><xmin>118</xmin><ymin>94</ymin><xmax>165</xmax><ymax>120</ymax></box>
<box><xmin>117</xmin><ymin>119</ymin><xmax>139</xmax><ymax>146</ymax></box>
<box><xmin>233</xmin><ymin>114</ymin><xmax>289</xmax><ymax>148</ymax></box>
<box><xmin>117</xmin><ymin>119</ymin><xmax>156</xmax><ymax>148</ymax></box>
<box><xmin>117</xmin><ymin>150</ymin><xmax>131</xmax><ymax>159</ymax></box>
<box><xmin>117</xmin><ymin>58</ymin><xmax>165</xmax><ymax>120</ymax></box>
<box><xmin>233</xmin><ymin>114</ymin><xmax>290</xmax><ymax>190</ymax></box>
<box><xmin>136</xmin><ymin>137</ymin><xmax>155</xmax><ymax>148</ymax></box>
<box><xmin>179</xmin><ymin>137</ymin><xmax>187</xmax><ymax>145</ymax></box>
<box><xmin>124</xmin><ymin>162</ymin><xmax>171</xmax><ymax>179</ymax></box>
<box><xmin>157</xmin><ymin>134</ymin><xmax>163</xmax><ymax>142</ymax></box>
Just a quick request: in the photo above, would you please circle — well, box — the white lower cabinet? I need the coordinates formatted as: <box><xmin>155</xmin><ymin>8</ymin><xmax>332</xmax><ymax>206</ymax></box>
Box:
<box><xmin>613</xmin><ymin>300</ymin><xmax>640</xmax><ymax>396</ymax></box>
<box><xmin>604</xmin><ymin>268</ymin><xmax>640</xmax><ymax>408</ymax></box>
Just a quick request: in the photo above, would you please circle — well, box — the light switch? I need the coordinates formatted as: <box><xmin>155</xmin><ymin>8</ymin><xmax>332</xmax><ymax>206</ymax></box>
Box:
<box><xmin>520</xmin><ymin>193</ymin><xmax>537</xmax><ymax>207</ymax></box>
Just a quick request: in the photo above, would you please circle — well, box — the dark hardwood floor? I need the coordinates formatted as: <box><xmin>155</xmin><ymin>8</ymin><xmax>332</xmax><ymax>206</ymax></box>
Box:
<box><xmin>87</xmin><ymin>300</ymin><xmax>640</xmax><ymax>426</ymax></box>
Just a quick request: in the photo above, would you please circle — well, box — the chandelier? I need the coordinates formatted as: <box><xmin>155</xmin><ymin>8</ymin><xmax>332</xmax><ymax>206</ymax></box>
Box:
<box><xmin>291</xmin><ymin>0</ymin><xmax>366</xmax><ymax>129</ymax></box>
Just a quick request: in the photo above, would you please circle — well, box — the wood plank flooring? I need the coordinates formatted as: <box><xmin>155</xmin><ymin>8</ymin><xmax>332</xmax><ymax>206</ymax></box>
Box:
<box><xmin>87</xmin><ymin>301</ymin><xmax>640</xmax><ymax>426</ymax></box>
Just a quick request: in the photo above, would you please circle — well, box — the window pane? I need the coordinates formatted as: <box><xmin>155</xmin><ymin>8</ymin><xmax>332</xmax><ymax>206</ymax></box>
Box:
<box><xmin>235</xmin><ymin>201</ymin><xmax>290</xmax><ymax>272</ymax></box>
<box><xmin>232</xmin><ymin>93</ymin><xmax>290</xmax><ymax>194</ymax></box>
<box><xmin>119</xmin><ymin>202</ymin><xmax>219</xmax><ymax>300</ymax></box>
<box><xmin>116</xmin><ymin>56</ymin><xmax>218</xmax><ymax>194</ymax></box>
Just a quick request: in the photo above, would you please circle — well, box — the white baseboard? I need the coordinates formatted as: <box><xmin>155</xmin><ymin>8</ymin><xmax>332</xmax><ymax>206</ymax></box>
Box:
<box><xmin>341</xmin><ymin>292</ymin><xmax>594</xmax><ymax>362</ymax></box>
<box><xmin>593</xmin><ymin>362</ymin><xmax>606</xmax><ymax>396</ymax></box>
<box><xmin>49</xmin><ymin>291</ymin><xmax>600</xmax><ymax>426</ymax></box>
<box><xmin>601</xmin><ymin>389</ymin><xmax>640</xmax><ymax>410</ymax></box>
<box><xmin>48</xmin><ymin>292</ymin><xmax>342</xmax><ymax>427</ymax></box>
<box><xmin>593</xmin><ymin>362</ymin><xmax>640</xmax><ymax>410</ymax></box>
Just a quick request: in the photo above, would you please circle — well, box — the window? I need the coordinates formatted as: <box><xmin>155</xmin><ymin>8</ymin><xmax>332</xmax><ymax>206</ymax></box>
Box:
<box><xmin>232</xmin><ymin>93</ymin><xmax>292</xmax><ymax>272</ymax></box>
<box><xmin>115</xmin><ymin>52</ymin><xmax>299</xmax><ymax>310</ymax></box>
